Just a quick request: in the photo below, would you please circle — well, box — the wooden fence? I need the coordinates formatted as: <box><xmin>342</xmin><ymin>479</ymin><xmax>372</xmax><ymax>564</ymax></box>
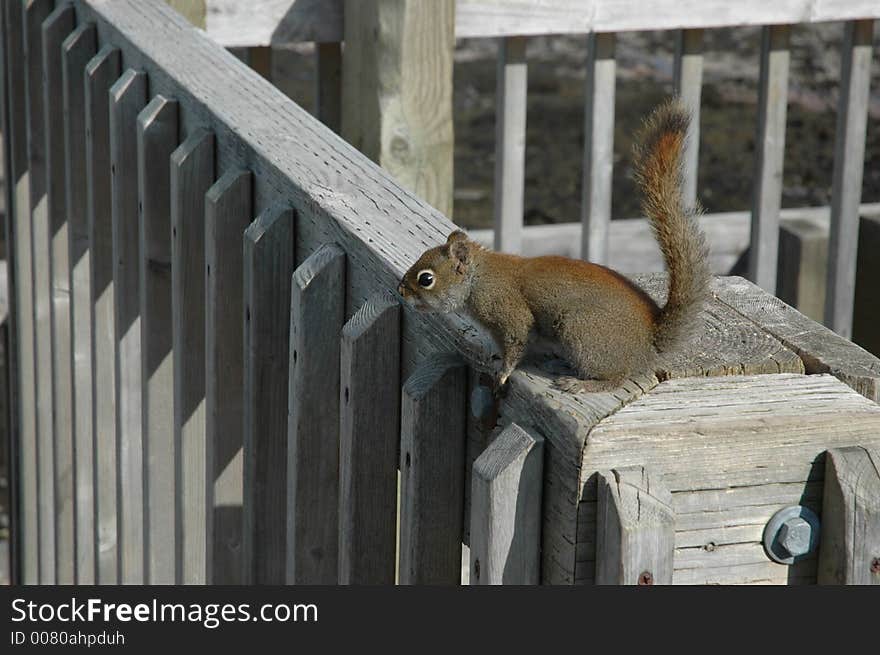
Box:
<box><xmin>207</xmin><ymin>0</ymin><xmax>879</xmax><ymax>342</ymax></box>
<box><xmin>0</xmin><ymin>0</ymin><xmax>558</xmax><ymax>585</ymax></box>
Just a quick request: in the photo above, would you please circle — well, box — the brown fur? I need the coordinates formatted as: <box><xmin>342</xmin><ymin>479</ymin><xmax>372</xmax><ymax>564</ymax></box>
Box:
<box><xmin>398</xmin><ymin>100</ymin><xmax>710</xmax><ymax>392</ymax></box>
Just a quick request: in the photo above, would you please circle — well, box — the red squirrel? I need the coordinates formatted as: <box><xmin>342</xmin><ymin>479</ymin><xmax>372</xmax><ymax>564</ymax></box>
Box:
<box><xmin>398</xmin><ymin>100</ymin><xmax>710</xmax><ymax>392</ymax></box>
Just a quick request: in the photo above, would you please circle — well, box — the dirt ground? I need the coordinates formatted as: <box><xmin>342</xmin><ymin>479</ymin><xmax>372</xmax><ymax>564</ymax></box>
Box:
<box><xmin>271</xmin><ymin>23</ymin><xmax>880</xmax><ymax>229</ymax></box>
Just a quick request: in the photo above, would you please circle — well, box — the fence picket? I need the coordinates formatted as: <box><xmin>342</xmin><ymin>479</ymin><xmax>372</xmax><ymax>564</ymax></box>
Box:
<box><xmin>286</xmin><ymin>243</ymin><xmax>346</xmax><ymax>584</ymax></box>
<box><xmin>242</xmin><ymin>205</ymin><xmax>295</xmax><ymax>584</ymax></box>
<box><xmin>62</xmin><ymin>20</ymin><xmax>97</xmax><ymax>585</ymax></box>
<box><xmin>399</xmin><ymin>354</ymin><xmax>467</xmax><ymax>585</ymax></box>
<box><xmin>673</xmin><ymin>28</ymin><xmax>703</xmax><ymax>208</ymax></box>
<box><xmin>137</xmin><ymin>95</ymin><xmax>179</xmax><ymax>584</ymax></box>
<box><xmin>338</xmin><ymin>293</ymin><xmax>401</xmax><ymax>585</ymax></box>
<box><xmin>85</xmin><ymin>44</ymin><xmax>121</xmax><ymax>584</ymax></box>
<box><xmin>205</xmin><ymin>169</ymin><xmax>252</xmax><ymax>585</ymax></box>
<box><xmin>110</xmin><ymin>68</ymin><xmax>148</xmax><ymax>583</ymax></box>
<box><xmin>171</xmin><ymin>129</ymin><xmax>215</xmax><ymax>584</ymax></box>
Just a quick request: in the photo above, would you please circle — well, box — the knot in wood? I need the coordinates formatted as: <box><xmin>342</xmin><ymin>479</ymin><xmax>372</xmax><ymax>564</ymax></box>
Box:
<box><xmin>638</xmin><ymin>571</ymin><xmax>654</xmax><ymax>585</ymax></box>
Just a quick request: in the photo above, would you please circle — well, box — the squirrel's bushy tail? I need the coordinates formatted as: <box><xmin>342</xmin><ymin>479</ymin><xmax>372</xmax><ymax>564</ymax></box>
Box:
<box><xmin>633</xmin><ymin>99</ymin><xmax>711</xmax><ymax>353</ymax></box>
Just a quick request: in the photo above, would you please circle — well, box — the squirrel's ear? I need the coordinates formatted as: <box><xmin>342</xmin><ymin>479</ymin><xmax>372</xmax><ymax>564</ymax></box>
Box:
<box><xmin>446</xmin><ymin>231</ymin><xmax>471</xmax><ymax>273</ymax></box>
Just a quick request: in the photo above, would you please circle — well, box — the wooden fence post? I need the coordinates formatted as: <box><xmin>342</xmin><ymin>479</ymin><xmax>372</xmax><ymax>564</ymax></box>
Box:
<box><xmin>342</xmin><ymin>0</ymin><xmax>455</xmax><ymax>216</ymax></box>
<box><xmin>338</xmin><ymin>292</ymin><xmax>401</xmax><ymax>585</ymax></box>
<box><xmin>595</xmin><ymin>466</ymin><xmax>674</xmax><ymax>585</ymax></box>
<box><xmin>110</xmin><ymin>68</ymin><xmax>148</xmax><ymax>584</ymax></box>
<box><xmin>205</xmin><ymin>169</ymin><xmax>252</xmax><ymax>585</ymax></box>
<box><xmin>171</xmin><ymin>129</ymin><xmax>215</xmax><ymax>584</ymax></box>
<box><xmin>242</xmin><ymin>205</ymin><xmax>295</xmax><ymax>584</ymax></box>
<box><xmin>853</xmin><ymin>215</ymin><xmax>880</xmax><ymax>357</ymax></box>
<box><xmin>287</xmin><ymin>243</ymin><xmax>346</xmax><ymax>585</ymax></box>
<box><xmin>817</xmin><ymin>447</ymin><xmax>880</xmax><ymax>585</ymax></box>
<box><xmin>85</xmin><ymin>44</ymin><xmax>121</xmax><ymax>584</ymax></box>
<box><xmin>399</xmin><ymin>354</ymin><xmax>468</xmax><ymax>585</ymax></box>
<box><xmin>469</xmin><ymin>423</ymin><xmax>544</xmax><ymax>585</ymax></box>
<box><xmin>62</xmin><ymin>20</ymin><xmax>98</xmax><ymax>585</ymax></box>
<box><xmin>673</xmin><ymin>28</ymin><xmax>703</xmax><ymax>208</ymax></box>
<box><xmin>137</xmin><ymin>94</ymin><xmax>179</xmax><ymax>584</ymax></box>
<box><xmin>315</xmin><ymin>42</ymin><xmax>342</xmax><ymax>134</ymax></box>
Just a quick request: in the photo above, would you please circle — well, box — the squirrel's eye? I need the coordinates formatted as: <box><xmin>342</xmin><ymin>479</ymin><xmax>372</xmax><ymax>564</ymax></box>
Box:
<box><xmin>417</xmin><ymin>270</ymin><xmax>435</xmax><ymax>289</ymax></box>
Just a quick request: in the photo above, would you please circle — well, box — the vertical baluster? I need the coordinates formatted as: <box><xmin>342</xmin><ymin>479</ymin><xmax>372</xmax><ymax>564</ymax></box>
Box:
<box><xmin>580</xmin><ymin>32</ymin><xmax>615</xmax><ymax>264</ymax></box>
<box><xmin>137</xmin><ymin>95</ymin><xmax>178</xmax><ymax>584</ymax></box>
<box><xmin>315</xmin><ymin>42</ymin><xmax>342</xmax><ymax>134</ymax></box>
<box><xmin>748</xmin><ymin>25</ymin><xmax>791</xmax><ymax>294</ymax></box>
<box><xmin>171</xmin><ymin>129</ymin><xmax>215</xmax><ymax>584</ymax></box>
<box><xmin>62</xmin><ymin>20</ymin><xmax>97</xmax><ymax>585</ymax></box>
<box><xmin>825</xmin><ymin>20</ymin><xmax>874</xmax><ymax>338</ymax></box>
<box><xmin>205</xmin><ymin>169</ymin><xmax>252</xmax><ymax>584</ymax></box>
<box><xmin>85</xmin><ymin>45</ymin><xmax>120</xmax><ymax>584</ymax></box>
<box><xmin>109</xmin><ymin>68</ymin><xmax>147</xmax><ymax>583</ymax></box>
<box><xmin>673</xmin><ymin>28</ymin><xmax>704</xmax><ymax>208</ymax></box>
<box><xmin>493</xmin><ymin>36</ymin><xmax>527</xmax><ymax>254</ymax></box>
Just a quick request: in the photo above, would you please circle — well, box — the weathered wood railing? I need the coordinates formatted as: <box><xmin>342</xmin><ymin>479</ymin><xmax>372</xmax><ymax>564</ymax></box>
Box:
<box><xmin>1</xmin><ymin>0</ymin><xmax>552</xmax><ymax>585</ymax></box>
<box><xmin>210</xmin><ymin>1</ymin><xmax>878</xmax><ymax>341</ymax></box>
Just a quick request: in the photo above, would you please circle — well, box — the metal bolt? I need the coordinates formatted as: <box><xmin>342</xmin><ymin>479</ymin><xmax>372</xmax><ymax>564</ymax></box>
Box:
<box><xmin>638</xmin><ymin>571</ymin><xmax>653</xmax><ymax>585</ymax></box>
<box><xmin>778</xmin><ymin>517</ymin><xmax>812</xmax><ymax>558</ymax></box>
<box><xmin>871</xmin><ymin>558</ymin><xmax>880</xmax><ymax>574</ymax></box>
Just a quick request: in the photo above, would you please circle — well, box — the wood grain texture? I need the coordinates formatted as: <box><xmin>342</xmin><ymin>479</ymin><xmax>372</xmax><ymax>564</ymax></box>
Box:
<box><xmin>62</xmin><ymin>19</ymin><xmax>98</xmax><ymax>585</ymax></box>
<box><xmin>342</xmin><ymin>0</ymin><xmax>455</xmax><ymax>217</ymax></box>
<box><xmin>817</xmin><ymin>446</ymin><xmax>880</xmax><ymax>585</ymax></box>
<box><xmin>137</xmin><ymin>94</ymin><xmax>179</xmax><ymax>584</ymax></box>
<box><xmin>672</xmin><ymin>29</ymin><xmax>702</xmax><ymax>208</ymax></box>
<box><xmin>596</xmin><ymin>466</ymin><xmax>674</xmax><ymax>585</ymax></box>
<box><xmin>171</xmin><ymin>128</ymin><xmax>215</xmax><ymax>584</ymax></box>
<box><xmin>203</xmin><ymin>1</ymin><xmax>880</xmax><ymax>43</ymax></box>
<box><xmin>748</xmin><ymin>25</ymin><xmax>790</xmax><ymax>294</ymax></box>
<box><xmin>338</xmin><ymin>293</ymin><xmax>401</xmax><ymax>585</ymax></box>
<box><xmin>576</xmin><ymin>374</ymin><xmax>880</xmax><ymax>585</ymax></box>
<box><xmin>493</xmin><ymin>36</ymin><xmax>527</xmax><ymax>254</ymax></box>
<box><xmin>85</xmin><ymin>44</ymin><xmax>121</xmax><ymax>584</ymax></box>
<box><xmin>824</xmin><ymin>20</ymin><xmax>874</xmax><ymax>338</ymax></box>
<box><xmin>398</xmin><ymin>353</ymin><xmax>468</xmax><ymax>585</ymax></box>
<box><xmin>242</xmin><ymin>205</ymin><xmax>295</xmax><ymax>585</ymax></box>
<box><xmin>110</xmin><ymin>68</ymin><xmax>148</xmax><ymax>584</ymax></box>
<box><xmin>4</xmin><ymin>0</ymin><xmax>39</xmax><ymax>584</ymax></box>
<box><xmin>580</xmin><ymin>32</ymin><xmax>615</xmax><ymax>265</ymax></box>
<box><xmin>43</xmin><ymin>4</ymin><xmax>78</xmax><ymax>584</ymax></box>
<box><xmin>470</xmin><ymin>422</ymin><xmax>544</xmax><ymax>584</ymax></box>
<box><xmin>287</xmin><ymin>243</ymin><xmax>345</xmax><ymax>585</ymax></box>
<box><xmin>205</xmin><ymin>169</ymin><xmax>252</xmax><ymax>585</ymax></box>
<box><xmin>713</xmin><ymin>276</ymin><xmax>880</xmax><ymax>402</ymax></box>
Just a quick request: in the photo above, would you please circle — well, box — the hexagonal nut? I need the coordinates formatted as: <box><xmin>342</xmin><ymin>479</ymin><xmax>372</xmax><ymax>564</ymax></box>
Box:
<box><xmin>778</xmin><ymin>517</ymin><xmax>812</xmax><ymax>557</ymax></box>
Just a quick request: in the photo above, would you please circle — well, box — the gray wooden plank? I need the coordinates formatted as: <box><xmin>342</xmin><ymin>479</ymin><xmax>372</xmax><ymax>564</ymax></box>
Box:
<box><xmin>824</xmin><ymin>19</ymin><xmax>874</xmax><ymax>338</ymax></box>
<box><xmin>25</xmin><ymin>0</ymin><xmax>56</xmax><ymax>585</ymax></box>
<box><xmin>399</xmin><ymin>354</ymin><xmax>467</xmax><ymax>585</ymax></box>
<box><xmin>85</xmin><ymin>44</ymin><xmax>121</xmax><ymax>585</ymax></box>
<box><xmin>205</xmin><ymin>169</ymin><xmax>252</xmax><ymax>585</ymax></box>
<box><xmin>493</xmin><ymin>36</ymin><xmax>527</xmax><ymax>254</ymax></box>
<box><xmin>469</xmin><ymin>422</ymin><xmax>544</xmax><ymax>585</ymax></box>
<box><xmin>109</xmin><ymin>68</ymin><xmax>147</xmax><ymax>584</ymax></box>
<box><xmin>713</xmin><ymin>276</ymin><xmax>880</xmax><ymax>402</ymax></box>
<box><xmin>242</xmin><ymin>205</ymin><xmax>295</xmax><ymax>584</ymax></box>
<box><xmin>171</xmin><ymin>128</ymin><xmax>215</xmax><ymax>584</ymax></box>
<box><xmin>137</xmin><ymin>94</ymin><xmax>178</xmax><ymax>584</ymax></box>
<box><xmin>580</xmin><ymin>32</ymin><xmax>615</xmax><ymax>265</ymax></box>
<box><xmin>672</xmin><ymin>28</ymin><xmax>703</xmax><ymax>208</ymax></box>
<box><xmin>595</xmin><ymin>467</ymin><xmax>674</xmax><ymax>585</ymax></box>
<box><xmin>818</xmin><ymin>446</ymin><xmax>880</xmax><ymax>585</ymax></box>
<box><xmin>315</xmin><ymin>42</ymin><xmax>341</xmax><ymax>134</ymax></box>
<box><xmin>338</xmin><ymin>292</ymin><xmax>401</xmax><ymax>585</ymax></box>
<box><xmin>286</xmin><ymin>243</ymin><xmax>345</xmax><ymax>585</ymax></box>
<box><xmin>748</xmin><ymin>25</ymin><xmax>790</xmax><ymax>294</ymax></box>
<box><xmin>5</xmin><ymin>0</ymin><xmax>38</xmax><ymax>584</ymax></box>
<box><xmin>205</xmin><ymin>0</ymin><xmax>344</xmax><ymax>46</ymax></box>
<box><xmin>43</xmin><ymin>2</ymin><xmax>77</xmax><ymax>586</ymax></box>
<box><xmin>62</xmin><ymin>20</ymin><xmax>97</xmax><ymax>585</ymax></box>
<box><xmin>776</xmin><ymin>216</ymin><xmax>828</xmax><ymax>323</ymax></box>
